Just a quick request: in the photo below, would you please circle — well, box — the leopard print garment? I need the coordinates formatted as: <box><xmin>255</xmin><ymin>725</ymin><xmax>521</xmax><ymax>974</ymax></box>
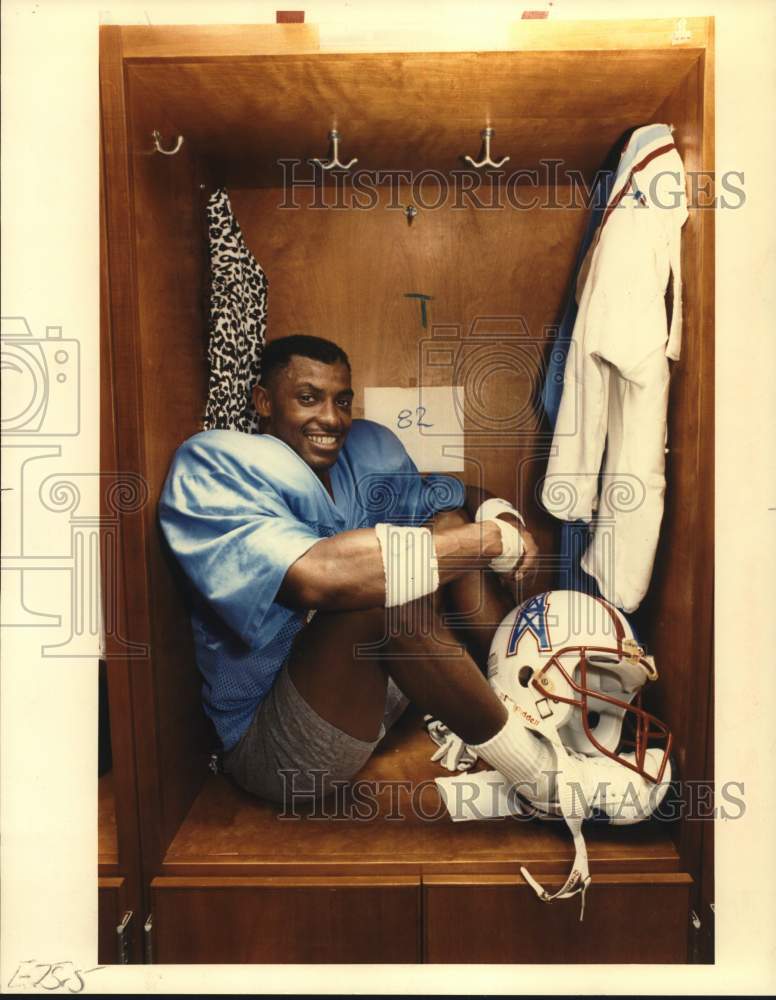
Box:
<box><xmin>203</xmin><ymin>188</ymin><xmax>268</xmax><ymax>433</ymax></box>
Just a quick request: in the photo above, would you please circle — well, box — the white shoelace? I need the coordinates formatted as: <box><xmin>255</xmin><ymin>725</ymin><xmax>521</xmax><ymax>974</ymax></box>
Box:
<box><xmin>518</xmin><ymin>736</ymin><xmax>592</xmax><ymax>921</ymax></box>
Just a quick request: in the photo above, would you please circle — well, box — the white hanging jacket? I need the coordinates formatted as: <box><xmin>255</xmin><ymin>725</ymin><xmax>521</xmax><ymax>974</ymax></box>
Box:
<box><xmin>542</xmin><ymin>125</ymin><xmax>688</xmax><ymax>612</ymax></box>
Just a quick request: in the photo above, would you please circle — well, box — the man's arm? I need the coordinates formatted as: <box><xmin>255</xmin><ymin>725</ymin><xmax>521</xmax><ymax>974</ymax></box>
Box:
<box><xmin>277</xmin><ymin>494</ymin><xmax>540</xmax><ymax>611</ymax></box>
<box><xmin>277</xmin><ymin>518</ymin><xmax>505</xmax><ymax>611</ymax></box>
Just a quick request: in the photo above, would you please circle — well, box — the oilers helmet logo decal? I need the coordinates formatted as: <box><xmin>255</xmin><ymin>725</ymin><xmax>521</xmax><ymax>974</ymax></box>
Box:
<box><xmin>507</xmin><ymin>593</ymin><xmax>552</xmax><ymax>656</ymax></box>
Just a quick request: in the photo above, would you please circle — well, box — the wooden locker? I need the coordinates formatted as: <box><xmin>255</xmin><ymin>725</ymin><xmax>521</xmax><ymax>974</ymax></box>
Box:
<box><xmin>99</xmin><ymin>16</ymin><xmax>714</xmax><ymax>964</ymax></box>
<box><xmin>97</xmin><ymin>135</ymin><xmax>145</xmax><ymax>964</ymax></box>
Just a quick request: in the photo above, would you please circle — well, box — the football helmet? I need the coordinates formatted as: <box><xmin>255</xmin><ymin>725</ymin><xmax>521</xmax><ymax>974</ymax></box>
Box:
<box><xmin>487</xmin><ymin>590</ymin><xmax>672</xmax><ymax>784</ymax></box>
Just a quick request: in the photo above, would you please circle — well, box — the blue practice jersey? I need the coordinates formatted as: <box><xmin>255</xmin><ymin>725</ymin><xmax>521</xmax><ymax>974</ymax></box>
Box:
<box><xmin>159</xmin><ymin>419</ymin><xmax>465</xmax><ymax>750</ymax></box>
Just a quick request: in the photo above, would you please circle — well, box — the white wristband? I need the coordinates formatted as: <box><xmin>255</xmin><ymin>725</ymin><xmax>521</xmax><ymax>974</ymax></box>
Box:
<box><xmin>475</xmin><ymin>497</ymin><xmax>525</xmax><ymax>574</ymax></box>
<box><xmin>374</xmin><ymin>524</ymin><xmax>440</xmax><ymax>607</ymax></box>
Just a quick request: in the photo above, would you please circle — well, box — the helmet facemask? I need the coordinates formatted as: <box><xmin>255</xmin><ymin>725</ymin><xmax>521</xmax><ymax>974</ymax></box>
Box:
<box><xmin>526</xmin><ymin>644</ymin><xmax>672</xmax><ymax>783</ymax></box>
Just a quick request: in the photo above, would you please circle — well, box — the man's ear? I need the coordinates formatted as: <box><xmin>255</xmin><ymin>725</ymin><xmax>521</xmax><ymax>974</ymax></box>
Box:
<box><xmin>252</xmin><ymin>383</ymin><xmax>271</xmax><ymax>420</ymax></box>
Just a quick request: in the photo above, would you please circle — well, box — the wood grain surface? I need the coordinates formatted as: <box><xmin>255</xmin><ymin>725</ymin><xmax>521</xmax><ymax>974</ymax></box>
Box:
<box><xmin>126</xmin><ymin>48</ymin><xmax>702</xmax><ymax>186</ymax></box>
<box><xmin>424</xmin><ymin>872</ymin><xmax>691</xmax><ymax>963</ymax></box>
<box><xmin>98</xmin><ymin>772</ymin><xmax>118</xmax><ymax>867</ymax></box>
<box><xmin>97</xmin><ymin>877</ymin><xmax>127</xmax><ymax>965</ymax></box>
<box><xmin>151</xmin><ymin>875</ymin><xmax>420</xmax><ymax>963</ymax></box>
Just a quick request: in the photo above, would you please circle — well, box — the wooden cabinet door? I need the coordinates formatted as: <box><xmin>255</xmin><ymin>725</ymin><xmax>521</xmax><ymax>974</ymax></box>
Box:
<box><xmin>151</xmin><ymin>876</ymin><xmax>420</xmax><ymax>963</ymax></box>
<box><xmin>98</xmin><ymin>877</ymin><xmax>130</xmax><ymax>965</ymax></box>
<box><xmin>424</xmin><ymin>873</ymin><xmax>692</xmax><ymax>963</ymax></box>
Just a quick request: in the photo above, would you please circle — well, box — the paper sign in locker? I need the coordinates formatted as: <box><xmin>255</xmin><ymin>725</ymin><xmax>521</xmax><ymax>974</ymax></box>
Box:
<box><xmin>363</xmin><ymin>386</ymin><xmax>465</xmax><ymax>472</ymax></box>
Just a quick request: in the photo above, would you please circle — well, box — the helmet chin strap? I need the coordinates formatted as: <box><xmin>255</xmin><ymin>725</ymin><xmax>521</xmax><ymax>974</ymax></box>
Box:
<box><xmin>519</xmin><ymin>715</ymin><xmax>592</xmax><ymax>921</ymax></box>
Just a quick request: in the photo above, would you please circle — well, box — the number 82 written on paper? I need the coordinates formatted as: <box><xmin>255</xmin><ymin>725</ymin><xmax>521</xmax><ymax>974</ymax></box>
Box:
<box><xmin>396</xmin><ymin>406</ymin><xmax>434</xmax><ymax>431</ymax></box>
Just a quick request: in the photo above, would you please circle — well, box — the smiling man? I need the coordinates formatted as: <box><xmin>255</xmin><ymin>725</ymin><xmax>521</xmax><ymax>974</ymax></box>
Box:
<box><xmin>159</xmin><ymin>334</ymin><xmax>555</xmax><ymax>806</ymax></box>
<box><xmin>252</xmin><ymin>345</ymin><xmax>354</xmax><ymax>486</ymax></box>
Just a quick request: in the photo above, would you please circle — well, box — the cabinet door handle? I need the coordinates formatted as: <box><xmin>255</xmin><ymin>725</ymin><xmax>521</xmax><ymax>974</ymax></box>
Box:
<box><xmin>143</xmin><ymin>914</ymin><xmax>154</xmax><ymax>964</ymax></box>
<box><xmin>116</xmin><ymin>910</ymin><xmax>133</xmax><ymax>964</ymax></box>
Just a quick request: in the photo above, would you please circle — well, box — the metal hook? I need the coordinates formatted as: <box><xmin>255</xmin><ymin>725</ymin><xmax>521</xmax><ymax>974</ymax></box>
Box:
<box><xmin>152</xmin><ymin>130</ymin><xmax>184</xmax><ymax>156</ymax></box>
<box><xmin>310</xmin><ymin>129</ymin><xmax>358</xmax><ymax>171</ymax></box>
<box><xmin>671</xmin><ymin>17</ymin><xmax>692</xmax><ymax>44</ymax></box>
<box><xmin>463</xmin><ymin>127</ymin><xmax>510</xmax><ymax>170</ymax></box>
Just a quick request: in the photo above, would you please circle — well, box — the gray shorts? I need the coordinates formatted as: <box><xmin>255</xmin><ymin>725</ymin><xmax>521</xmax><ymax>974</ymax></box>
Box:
<box><xmin>222</xmin><ymin>665</ymin><xmax>409</xmax><ymax>804</ymax></box>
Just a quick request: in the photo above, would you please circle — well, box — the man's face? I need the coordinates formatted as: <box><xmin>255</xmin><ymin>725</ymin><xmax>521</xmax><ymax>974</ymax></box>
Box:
<box><xmin>252</xmin><ymin>356</ymin><xmax>354</xmax><ymax>476</ymax></box>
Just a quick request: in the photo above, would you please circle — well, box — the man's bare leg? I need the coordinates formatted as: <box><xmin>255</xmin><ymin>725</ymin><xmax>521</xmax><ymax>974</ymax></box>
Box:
<box><xmin>287</xmin><ymin>504</ymin><xmax>527</xmax><ymax>744</ymax></box>
<box><xmin>285</xmin><ymin>607</ymin><xmax>391</xmax><ymax>742</ymax></box>
<box><xmin>381</xmin><ymin>591</ymin><xmax>508</xmax><ymax>744</ymax></box>
<box><xmin>287</xmin><ymin>593</ymin><xmax>508</xmax><ymax>747</ymax></box>
<box><xmin>286</xmin><ymin>563</ymin><xmax>553</xmax><ymax>803</ymax></box>
<box><xmin>432</xmin><ymin>508</ymin><xmax>516</xmax><ymax>668</ymax></box>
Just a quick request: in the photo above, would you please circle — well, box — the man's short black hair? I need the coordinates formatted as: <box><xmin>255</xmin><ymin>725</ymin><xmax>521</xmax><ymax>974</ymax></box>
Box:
<box><xmin>259</xmin><ymin>334</ymin><xmax>351</xmax><ymax>386</ymax></box>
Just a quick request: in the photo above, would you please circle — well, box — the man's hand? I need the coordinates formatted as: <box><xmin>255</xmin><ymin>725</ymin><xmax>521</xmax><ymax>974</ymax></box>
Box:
<box><xmin>463</xmin><ymin>485</ymin><xmax>539</xmax><ymax>598</ymax></box>
<box><xmin>494</xmin><ymin>511</ymin><xmax>539</xmax><ymax>598</ymax></box>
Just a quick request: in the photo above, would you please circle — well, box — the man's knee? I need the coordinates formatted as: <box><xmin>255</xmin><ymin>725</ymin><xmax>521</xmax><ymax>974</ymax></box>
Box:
<box><xmin>290</xmin><ymin>605</ymin><xmax>393</xmax><ymax>668</ymax></box>
<box><xmin>311</xmin><ymin>605</ymin><xmax>388</xmax><ymax>643</ymax></box>
<box><xmin>316</xmin><ymin>598</ymin><xmax>456</xmax><ymax>656</ymax></box>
